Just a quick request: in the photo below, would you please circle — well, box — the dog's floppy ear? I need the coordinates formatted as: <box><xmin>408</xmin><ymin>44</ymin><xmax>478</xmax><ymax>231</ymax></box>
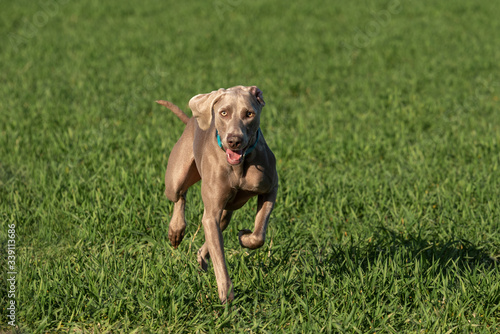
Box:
<box><xmin>232</xmin><ymin>85</ymin><xmax>265</xmax><ymax>107</ymax></box>
<box><xmin>189</xmin><ymin>88</ymin><xmax>226</xmax><ymax>130</ymax></box>
<box><xmin>249</xmin><ymin>86</ymin><xmax>265</xmax><ymax>106</ymax></box>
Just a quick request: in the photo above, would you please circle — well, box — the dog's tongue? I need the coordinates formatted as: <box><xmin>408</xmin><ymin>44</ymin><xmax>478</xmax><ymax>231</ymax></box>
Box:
<box><xmin>226</xmin><ymin>149</ymin><xmax>243</xmax><ymax>165</ymax></box>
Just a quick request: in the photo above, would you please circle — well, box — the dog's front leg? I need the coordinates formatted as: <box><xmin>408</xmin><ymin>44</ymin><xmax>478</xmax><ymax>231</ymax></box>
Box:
<box><xmin>201</xmin><ymin>205</ymin><xmax>234</xmax><ymax>303</ymax></box>
<box><xmin>239</xmin><ymin>186</ymin><xmax>278</xmax><ymax>249</ymax></box>
<box><xmin>198</xmin><ymin>210</ymin><xmax>233</xmax><ymax>272</ymax></box>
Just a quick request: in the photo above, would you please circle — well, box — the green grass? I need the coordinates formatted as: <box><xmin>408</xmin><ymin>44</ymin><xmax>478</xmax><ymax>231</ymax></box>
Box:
<box><xmin>1</xmin><ymin>0</ymin><xmax>500</xmax><ymax>332</ymax></box>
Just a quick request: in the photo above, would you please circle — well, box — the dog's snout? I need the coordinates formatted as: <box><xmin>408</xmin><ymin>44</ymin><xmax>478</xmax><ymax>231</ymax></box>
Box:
<box><xmin>227</xmin><ymin>135</ymin><xmax>243</xmax><ymax>150</ymax></box>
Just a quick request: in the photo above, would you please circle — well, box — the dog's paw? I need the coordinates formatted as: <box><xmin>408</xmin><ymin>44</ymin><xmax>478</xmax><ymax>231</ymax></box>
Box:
<box><xmin>197</xmin><ymin>247</ymin><xmax>210</xmax><ymax>272</ymax></box>
<box><xmin>238</xmin><ymin>229</ymin><xmax>265</xmax><ymax>249</ymax></box>
<box><xmin>168</xmin><ymin>225</ymin><xmax>186</xmax><ymax>249</ymax></box>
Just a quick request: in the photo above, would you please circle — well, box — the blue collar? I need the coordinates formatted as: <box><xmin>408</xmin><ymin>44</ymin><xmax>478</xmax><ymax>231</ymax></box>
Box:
<box><xmin>216</xmin><ymin>128</ymin><xmax>261</xmax><ymax>157</ymax></box>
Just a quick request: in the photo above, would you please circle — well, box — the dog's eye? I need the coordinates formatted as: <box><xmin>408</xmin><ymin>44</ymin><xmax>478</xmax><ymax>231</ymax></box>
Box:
<box><xmin>246</xmin><ymin>111</ymin><xmax>254</xmax><ymax>118</ymax></box>
<box><xmin>220</xmin><ymin>111</ymin><xmax>228</xmax><ymax>117</ymax></box>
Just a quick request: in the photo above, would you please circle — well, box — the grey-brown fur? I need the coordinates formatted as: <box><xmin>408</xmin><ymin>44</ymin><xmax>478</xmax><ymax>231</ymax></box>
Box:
<box><xmin>156</xmin><ymin>86</ymin><xmax>278</xmax><ymax>302</ymax></box>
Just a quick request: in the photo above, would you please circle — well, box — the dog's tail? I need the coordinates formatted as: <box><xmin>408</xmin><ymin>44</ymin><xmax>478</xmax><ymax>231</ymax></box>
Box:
<box><xmin>156</xmin><ymin>100</ymin><xmax>190</xmax><ymax>125</ymax></box>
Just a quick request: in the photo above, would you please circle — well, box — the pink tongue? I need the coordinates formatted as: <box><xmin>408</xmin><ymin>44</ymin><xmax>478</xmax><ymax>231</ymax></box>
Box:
<box><xmin>226</xmin><ymin>149</ymin><xmax>243</xmax><ymax>164</ymax></box>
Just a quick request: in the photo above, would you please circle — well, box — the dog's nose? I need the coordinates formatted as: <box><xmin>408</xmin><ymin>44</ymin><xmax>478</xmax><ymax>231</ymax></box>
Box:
<box><xmin>227</xmin><ymin>135</ymin><xmax>243</xmax><ymax>150</ymax></box>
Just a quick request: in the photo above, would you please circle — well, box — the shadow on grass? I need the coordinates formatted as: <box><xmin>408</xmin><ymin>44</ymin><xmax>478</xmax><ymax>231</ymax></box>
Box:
<box><xmin>358</xmin><ymin>226</ymin><xmax>498</xmax><ymax>272</ymax></box>
<box><xmin>246</xmin><ymin>224</ymin><xmax>498</xmax><ymax>285</ymax></box>
<box><xmin>235</xmin><ymin>226</ymin><xmax>499</xmax><ymax>312</ymax></box>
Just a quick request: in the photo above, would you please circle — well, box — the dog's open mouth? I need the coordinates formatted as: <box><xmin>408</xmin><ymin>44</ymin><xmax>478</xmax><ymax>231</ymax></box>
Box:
<box><xmin>226</xmin><ymin>148</ymin><xmax>244</xmax><ymax>165</ymax></box>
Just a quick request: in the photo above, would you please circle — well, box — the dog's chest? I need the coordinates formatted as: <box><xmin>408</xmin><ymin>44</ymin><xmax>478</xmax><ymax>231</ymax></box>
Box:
<box><xmin>228</xmin><ymin>164</ymin><xmax>272</xmax><ymax>194</ymax></box>
<box><xmin>225</xmin><ymin>169</ymin><xmax>268</xmax><ymax>210</ymax></box>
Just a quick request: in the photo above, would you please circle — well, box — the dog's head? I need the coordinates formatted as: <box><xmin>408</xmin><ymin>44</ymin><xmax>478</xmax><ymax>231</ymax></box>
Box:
<box><xmin>189</xmin><ymin>85</ymin><xmax>266</xmax><ymax>165</ymax></box>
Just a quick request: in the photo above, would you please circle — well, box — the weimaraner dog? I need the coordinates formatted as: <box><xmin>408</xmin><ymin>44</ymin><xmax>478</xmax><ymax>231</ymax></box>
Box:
<box><xmin>156</xmin><ymin>86</ymin><xmax>278</xmax><ymax>302</ymax></box>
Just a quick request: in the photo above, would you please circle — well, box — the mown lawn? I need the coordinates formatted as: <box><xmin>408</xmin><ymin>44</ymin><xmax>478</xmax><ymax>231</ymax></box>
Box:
<box><xmin>1</xmin><ymin>0</ymin><xmax>499</xmax><ymax>332</ymax></box>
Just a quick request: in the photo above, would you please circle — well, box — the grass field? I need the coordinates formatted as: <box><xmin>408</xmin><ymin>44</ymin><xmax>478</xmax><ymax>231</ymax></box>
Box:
<box><xmin>1</xmin><ymin>0</ymin><xmax>500</xmax><ymax>332</ymax></box>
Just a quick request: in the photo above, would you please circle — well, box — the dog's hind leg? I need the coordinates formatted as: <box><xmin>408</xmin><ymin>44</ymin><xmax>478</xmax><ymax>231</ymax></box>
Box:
<box><xmin>164</xmin><ymin>119</ymin><xmax>201</xmax><ymax>248</ymax></box>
